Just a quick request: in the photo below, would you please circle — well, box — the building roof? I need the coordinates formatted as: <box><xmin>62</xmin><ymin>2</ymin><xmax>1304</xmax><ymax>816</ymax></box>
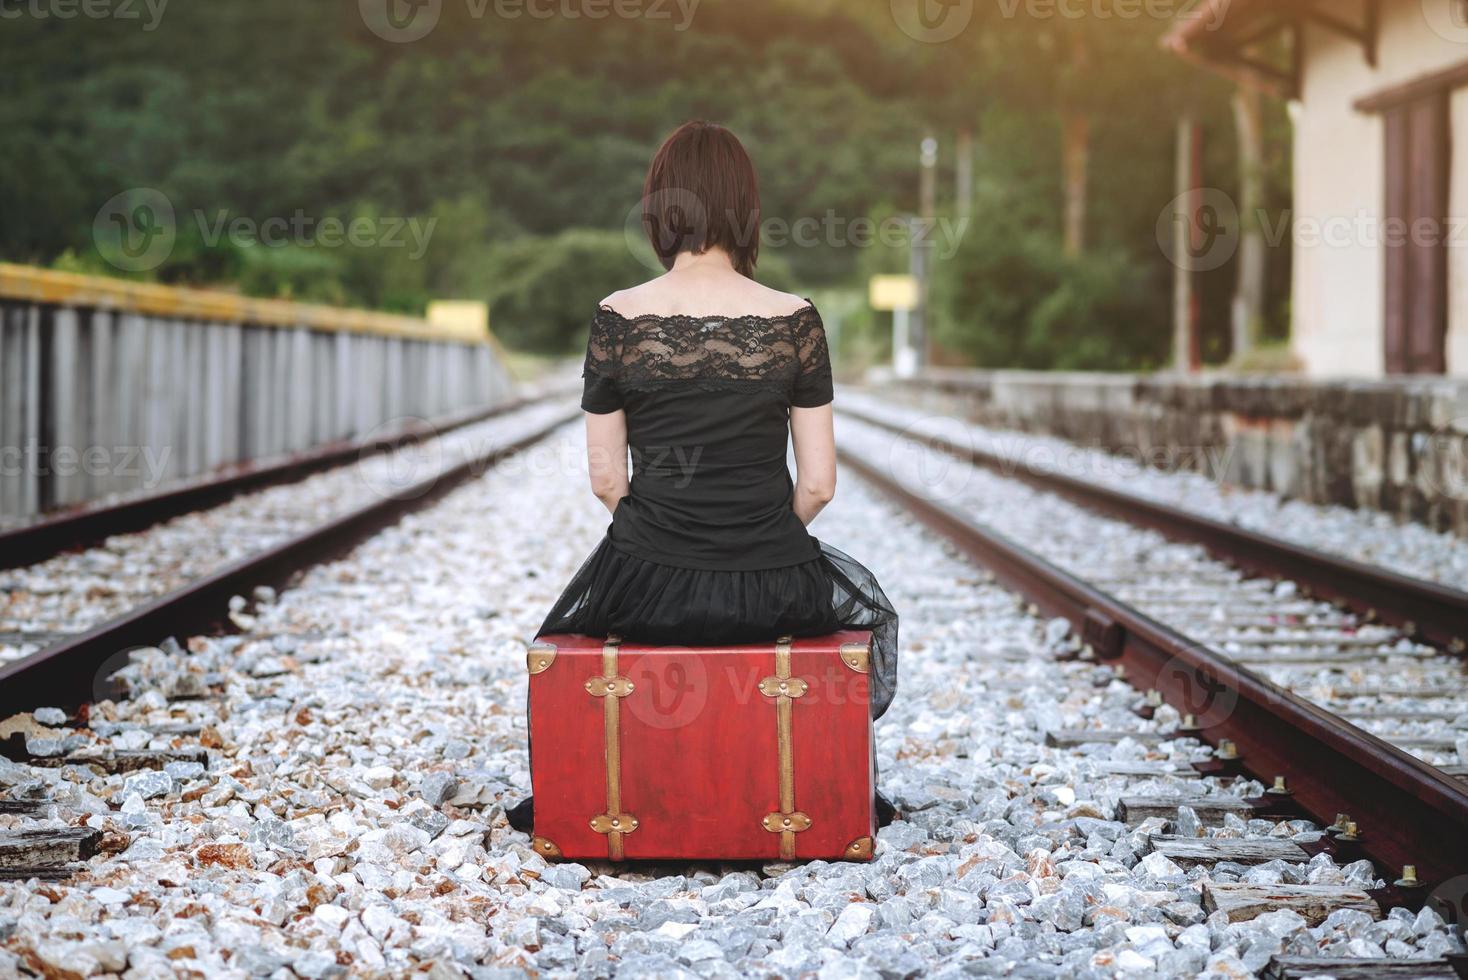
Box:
<box><xmin>1163</xmin><ymin>0</ymin><xmax>1380</xmax><ymax>100</ymax></box>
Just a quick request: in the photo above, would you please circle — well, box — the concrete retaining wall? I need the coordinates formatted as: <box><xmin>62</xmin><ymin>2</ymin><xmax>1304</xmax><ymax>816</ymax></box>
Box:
<box><xmin>881</xmin><ymin>369</ymin><xmax>1468</xmax><ymax>535</ymax></box>
<box><xmin>0</xmin><ymin>295</ymin><xmax>511</xmax><ymax>522</ymax></box>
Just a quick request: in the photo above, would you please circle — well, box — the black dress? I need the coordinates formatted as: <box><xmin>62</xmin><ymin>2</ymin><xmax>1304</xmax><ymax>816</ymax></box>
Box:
<box><xmin>537</xmin><ymin>301</ymin><xmax>898</xmax><ymax>719</ymax></box>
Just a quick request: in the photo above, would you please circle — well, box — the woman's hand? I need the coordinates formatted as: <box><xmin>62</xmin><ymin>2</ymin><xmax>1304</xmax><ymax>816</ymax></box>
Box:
<box><xmin>586</xmin><ymin>410</ymin><xmax>630</xmax><ymax>514</ymax></box>
<box><xmin>790</xmin><ymin>403</ymin><xmax>836</xmax><ymax>525</ymax></box>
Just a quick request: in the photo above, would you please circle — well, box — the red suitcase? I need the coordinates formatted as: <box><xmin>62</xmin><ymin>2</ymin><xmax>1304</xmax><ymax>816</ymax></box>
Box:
<box><xmin>526</xmin><ymin>631</ymin><xmax>876</xmax><ymax>862</ymax></box>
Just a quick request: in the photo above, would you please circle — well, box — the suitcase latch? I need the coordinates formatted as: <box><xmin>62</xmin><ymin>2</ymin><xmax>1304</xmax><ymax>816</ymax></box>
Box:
<box><xmin>758</xmin><ymin>676</ymin><xmax>808</xmax><ymax>698</ymax></box>
<box><xmin>590</xmin><ymin>813</ymin><xmax>640</xmax><ymax>834</ymax></box>
<box><xmin>762</xmin><ymin>811</ymin><xmax>811</xmax><ymax>833</ymax></box>
<box><xmin>585</xmin><ymin>675</ymin><xmax>635</xmax><ymax>698</ymax></box>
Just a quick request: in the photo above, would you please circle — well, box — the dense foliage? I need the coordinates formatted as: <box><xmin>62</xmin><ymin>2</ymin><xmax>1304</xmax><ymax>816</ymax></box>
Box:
<box><xmin>1</xmin><ymin>0</ymin><xmax>1289</xmax><ymax>365</ymax></box>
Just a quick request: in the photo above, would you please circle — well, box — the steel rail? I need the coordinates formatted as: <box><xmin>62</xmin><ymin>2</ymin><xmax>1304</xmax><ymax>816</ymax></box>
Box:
<box><xmin>0</xmin><ymin>406</ymin><xmax>579</xmax><ymax>716</ymax></box>
<box><xmin>0</xmin><ymin>394</ymin><xmax>554</xmax><ymax>572</ymax></box>
<box><xmin>840</xmin><ymin>445</ymin><xmax>1468</xmax><ymax>898</ymax></box>
<box><xmin>840</xmin><ymin>404</ymin><xmax>1468</xmax><ymax>655</ymax></box>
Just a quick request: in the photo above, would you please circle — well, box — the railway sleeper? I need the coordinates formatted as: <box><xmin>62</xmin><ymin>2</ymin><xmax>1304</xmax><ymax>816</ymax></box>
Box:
<box><xmin>1119</xmin><ymin>794</ymin><xmax>1263</xmax><ymax>825</ymax></box>
<box><xmin>87</xmin><ymin>721</ymin><xmax>204</xmax><ymax>738</ymax></box>
<box><xmin>1266</xmin><ymin>956</ymin><xmax>1463</xmax><ymax>979</ymax></box>
<box><xmin>23</xmin><ymin>746</ymin><xmax>209</xmax><ymax>774</ymax></box>
<box><xmin>1089</xmin><ymin>761</ymin><xmax>1203</xmax><ymax>780</ymax></box>
<box><xmin>1203</xmin><ymin>883</ymin><xmax>1382</xmax><ymax>926</ymax></box>
<box><xmin>0</xmin><ymin>827</ymin><xmax>100</xmax><ymax>869</ymax></box>
<box><xmin>1332</xmin><ymin>709</ymin><xmax>1467</xmax><ymax>723</ymax></box>
<box><xmin>1143</xmin><ymin>833</ymin><xmax>1313</xmax><ymax>867</ymax></box>
<box><xmin>1045</xmin><ymin>729</ymin><xmax>1175</xmax><ymax>748</ymax></box>
<box><xmin>0</xmin><ymin>798</ymin><xmax>49</xmax><ymax>816</ymax></box>
<box><xmin>0</xmin><ymin>865</ymin><xmax>83</xmax><ymax>882</ymax></box>
<box><xmin>1201</xmin><ymin>635</ymin><xmax>1419</xmax><ymax>650</ymax></box>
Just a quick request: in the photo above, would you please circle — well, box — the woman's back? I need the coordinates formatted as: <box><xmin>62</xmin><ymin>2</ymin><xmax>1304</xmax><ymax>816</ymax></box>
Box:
<box><xmin>584</xmin><ymin>295</ymin><xmax>832</xmax><ymax>570</ymax></box>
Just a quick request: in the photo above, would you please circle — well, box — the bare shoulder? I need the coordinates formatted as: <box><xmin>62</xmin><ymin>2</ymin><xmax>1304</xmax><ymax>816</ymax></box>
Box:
<box><xmin>597</xmin><ymin>285</ymin><xmax>639</xmax><ymax>311</ymax></box>
<box><xmin>600</xmin><ymin>276</ymin><xmax>810</xmax><ymax>318</ymax></box>
<box><xmin>597</xmin><ymin>280</ymin><xmax>670</xmax><ymax>316</ymax></box>
<box><xmin>717</xmin><ymin>281</ymin><xmax>811</xmax><ymax>318</ymax></box>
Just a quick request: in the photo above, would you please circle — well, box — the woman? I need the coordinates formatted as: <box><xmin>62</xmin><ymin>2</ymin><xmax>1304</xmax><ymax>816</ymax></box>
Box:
<box><xmin>509</xmin><ymin>120</ymin><xmax>898</xmax><ymax>831</ymax></box>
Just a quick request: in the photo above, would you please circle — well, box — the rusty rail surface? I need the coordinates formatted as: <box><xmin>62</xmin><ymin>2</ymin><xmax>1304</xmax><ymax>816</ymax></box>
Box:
<box><xmin>0</xmin><ymin>406</ymin><xmax>578</xmax><ymax>716</ymax></box>
<box><xmin>840</xmin><ymin>445</ymin><xmax>1468</xmax><ymax>901</ymax></box>
<box><xmin>0</xmin><ymin>394</ymin><xmax>552</xmax><ymax>572</ymax></box>
<box><xmin>840</xmin><ymin>405</ymin><xmax>1468</xmax><ymax>656</ymax></box>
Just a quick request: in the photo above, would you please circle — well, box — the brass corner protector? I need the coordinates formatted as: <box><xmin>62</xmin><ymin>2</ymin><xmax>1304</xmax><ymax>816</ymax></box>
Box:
<box><xmin>527</xmin><ymin>642</ymin><xmax>558</xmax><ymax>675</ymax></box>
<box><xmin>844</xmin><ymin>836</ymin><xmax>874</xmax><ymax>860</ymax></box>
<box><xmin>839</xmin><ymin>643</ymin><xmax>871</xmax><ymax>674</ymax></box>
<box><xmin>532</xmin><ymin>836</ymin><xmax>562</xmax><ymax>859</ymax></box>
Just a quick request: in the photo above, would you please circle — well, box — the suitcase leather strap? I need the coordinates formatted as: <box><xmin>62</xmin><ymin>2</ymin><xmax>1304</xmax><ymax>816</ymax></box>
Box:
<box><xmin>586</xmin><ymin>635</ymin><xmax>637</xmax><ymax>859</ymax></box>
<box><xmin>762</xmin><ymin>636</ymin><xmax>810</xmax><ymax>859</ymax></box>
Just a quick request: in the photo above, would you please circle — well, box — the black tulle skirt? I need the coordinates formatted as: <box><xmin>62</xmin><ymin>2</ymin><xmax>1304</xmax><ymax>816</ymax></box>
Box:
<box><xmin>537</xmin><ymin>538</ymin><xmax>899</xmax><ymax>719</ymax></box>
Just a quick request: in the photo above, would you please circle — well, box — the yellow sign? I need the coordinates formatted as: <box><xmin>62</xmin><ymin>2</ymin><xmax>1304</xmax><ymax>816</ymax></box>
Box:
<box><xmin>869</xmin><ymin>275</ymin><xmax>918</xmax><ymax>311</ymax></box>
<box><xmin>426</xmin><ymin>300</ymin><xmax>489</xmax><ymax>342</ymax></box>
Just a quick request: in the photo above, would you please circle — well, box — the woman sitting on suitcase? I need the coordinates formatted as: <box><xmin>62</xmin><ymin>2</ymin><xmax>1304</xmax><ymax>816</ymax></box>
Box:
<box><xmin>509</xmin><ymin>120</ymin><xmax>899</xmax><ymax>835</ymax></box>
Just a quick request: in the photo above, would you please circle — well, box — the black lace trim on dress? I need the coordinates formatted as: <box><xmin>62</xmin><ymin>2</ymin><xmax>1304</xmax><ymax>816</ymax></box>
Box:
<box><xmin>583</xmin><ymin>303</ymin><xmax>830</xmax><ymax>397</ymax></box>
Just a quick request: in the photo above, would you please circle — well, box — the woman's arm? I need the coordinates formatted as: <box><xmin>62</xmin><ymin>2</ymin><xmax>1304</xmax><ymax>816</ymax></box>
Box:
<box><xmin>586</xmin><ymin>410</ymin><xmax>630</xmax><ymax>514</ymax></box>
<box><xmin>790</xmin><ymin>403</ymin><xmax>836</xmax><ymax>525</ymax></box>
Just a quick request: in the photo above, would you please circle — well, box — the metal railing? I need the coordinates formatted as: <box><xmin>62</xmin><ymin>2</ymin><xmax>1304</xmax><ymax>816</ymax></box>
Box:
<box><xmin>0</xmin><ymin>264</ymin><xmax>513</xmax><ymax>521</ymax></box>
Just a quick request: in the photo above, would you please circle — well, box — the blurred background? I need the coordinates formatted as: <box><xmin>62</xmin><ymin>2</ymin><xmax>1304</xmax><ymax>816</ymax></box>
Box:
<box><xmin>2</xmin><ymin>0</ymin><xmax>1308</xmax><ymax>376</ymax></box>
<box><xmin>6</xmin><ymin>0</ymin><xmax>1468</xmax><ymax>534</ymax></box>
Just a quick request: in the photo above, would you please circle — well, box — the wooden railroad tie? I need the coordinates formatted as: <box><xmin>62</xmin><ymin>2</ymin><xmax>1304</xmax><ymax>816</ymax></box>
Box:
<box><xmin>0</xmin><ymin>827</ymin><xmax>101</xmax><ymax>870</ymax></box>
<box><xmin>1145</xmin><ymin>833</ymin><xmax>1311</xmax><ymax>868</ymax></box>
<box><xmin>0</xmin><ymin>798</ymin><xmax>49</xmax><ymax>817</ymax></box>
<box><xmin>1044</xmin><ymin>729</ymin><xmax>1172</xmax><ymax>748</ymax></box>
<box><xmin>1202</xmin><ymin>883</ymin><xmax>1380</xmax><ymax>926</ymax></box>
<box><xmin>23</xmin><ymin>746</ymin><xmax>208</xmax><ymax>774</ymax></box>
<box><xmin>1089</xmin><ymin>761</ymin><xmax>1202</xmax><ymax>780</ymax></box>
<box><xmin>1265</xmin><ymin>957</ymin><xmax>1459</xmax><ymax>979</ymax></box>
<box><xmin>1119</xmin><ymin>795</ymin><xmax>1257</xmax><ymax>825</ymax></box>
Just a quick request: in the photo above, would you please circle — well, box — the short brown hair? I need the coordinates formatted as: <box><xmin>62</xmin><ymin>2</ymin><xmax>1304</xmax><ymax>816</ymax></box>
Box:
<box><xmin>641</xmin><ymin>120</ymin><xmax>761</xmax><ymax>278</ymax></box>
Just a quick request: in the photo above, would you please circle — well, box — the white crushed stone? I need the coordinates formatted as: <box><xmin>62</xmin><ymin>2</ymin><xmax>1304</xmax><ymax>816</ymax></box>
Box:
<box><xmin>0</xmin><ymin>400</ymin><xmax>576</xmax><ymax>666</ymax></box>
<box><xmin>0</xmin><ymin>421</ymin><xmax>1461</xmax><ymax>978</ymax></box>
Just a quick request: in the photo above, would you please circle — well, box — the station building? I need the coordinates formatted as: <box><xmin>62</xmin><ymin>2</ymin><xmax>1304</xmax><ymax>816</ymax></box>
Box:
<box><xmin>1168</xmin><ymin>0</ymin><xmax>1468</xmax><ymax>377</ymax></box>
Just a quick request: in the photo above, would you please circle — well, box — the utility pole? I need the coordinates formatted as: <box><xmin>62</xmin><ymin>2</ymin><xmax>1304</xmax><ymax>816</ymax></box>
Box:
<box><xmin>910</xmin><ymin>134</ymin><xmax>938</xmax><ymax>373</ymax></box>
<box><xmin>1231</xmin><ymin>85</ymin><xmax>1265</xmax><ymax>363</ymax></box>
<box><xmin>1172</xmin><ymin>114</ymin><xmax>1203</xmax><ymax>373</ymax></box>
<box><xmin>956</xmin><ymin>127</ymin><xmax>974</xmax><ymax>220</ymax></box>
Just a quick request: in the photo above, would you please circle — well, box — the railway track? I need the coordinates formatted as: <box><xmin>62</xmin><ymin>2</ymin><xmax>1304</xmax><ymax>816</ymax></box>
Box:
<box><xmin>835</xmin><ymin>411</ymin><xmax>1468</xmax><ymax>918</ymax></box>
<box><xmin>0</xmin><ymin>394</ymin><xmax>558</xmax><ymax>570</ymax></box>
<box><xmin>836</xmin><ymin>403</ymin><xmax>1468</xmax><ymax>775</ymax></box>
<box><xmin>1</xmin><ymin>419</ymin><xmax>1464</xmax><ymax>976</ymax></box>
<box><xmin>0</xmin><ymin>398</ymin><xmax>579</xmax><ymax>715</ymax></box>
<box><xmin>838</xmin><ymin>398</ymin><xmax>1468</xmax><ymax>656</ymax></box>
